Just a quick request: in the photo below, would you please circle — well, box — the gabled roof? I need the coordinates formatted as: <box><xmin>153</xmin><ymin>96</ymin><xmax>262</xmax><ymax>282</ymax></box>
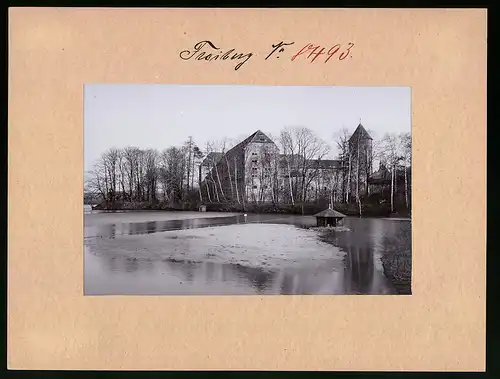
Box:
<box><xmin>349</xmin><ymin>123</ymin><xmax>373</xmax><ymax>141</ymax></box>
<box><xmin>225</xmin><ymin>130</ymin><xmax>276</xmax><ymax>156</ymax></box>
<box><xmin>242</xmin><ymin>130</ymin><xmax>275</xmax><ymax>145</ymax></box>
<box><xmin>314</xmin><ymin>208</ymin><xmax>346</xmax><ymax>218</ymax></box>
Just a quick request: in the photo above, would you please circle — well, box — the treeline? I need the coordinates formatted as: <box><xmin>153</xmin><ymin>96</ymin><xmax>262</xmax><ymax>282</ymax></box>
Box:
<box><xmin>85</xmin><ymin>126</ymin><xmax>411</xmax><ymax>215</ymax></box>
<box><xmin>85</xmin><ymin>136</ymin><xmax>204</xmax><ymax>209</ymax></box>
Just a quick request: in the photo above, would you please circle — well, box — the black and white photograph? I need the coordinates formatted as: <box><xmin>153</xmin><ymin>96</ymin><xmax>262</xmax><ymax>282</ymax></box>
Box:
<box><xmin>84</xmin><ymin>85</ymin><xmax>412</xmax><ymax>296</ymax></box>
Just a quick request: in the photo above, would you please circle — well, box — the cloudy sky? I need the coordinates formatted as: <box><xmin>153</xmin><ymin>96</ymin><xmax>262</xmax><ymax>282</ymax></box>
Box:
<box><xmin>84</xmin><ymin>85</ymin><xmax>411</xmax><ymax>172</ymax></box>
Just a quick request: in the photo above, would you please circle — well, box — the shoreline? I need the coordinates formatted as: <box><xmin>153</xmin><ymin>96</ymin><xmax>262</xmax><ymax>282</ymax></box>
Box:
<box><xmin>85</xmin><ymin>208</ymin><xmax>411</xmax><ymax>221</ymax></box>
<box><xmin>85</xmin><ymin>204</ymin><xmax>411</xmax><ymax>219</ymax></box>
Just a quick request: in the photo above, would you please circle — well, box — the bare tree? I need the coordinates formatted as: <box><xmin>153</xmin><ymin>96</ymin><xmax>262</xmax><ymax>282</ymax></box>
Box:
<box><xmin>256</xmin><ymin>143</ymin><xmax>279</xmax><ymax>204</ymax></box>
<box><xmin>158</xmin><ymin>148</ymin><xmax>170</xmax><ymax>202</ymax></box>
<box><xmin>85</xmin><ymin>162</ymin><xmax>107</xmax><ymax>203</ymax></box>
<box><xmin>85</xmin><ymin>148</ymin><xmax>121</xmax><ymax>206</ymax></box>
<box><xmin>143</xmin><ymin>149</ymin><xmax>159</xmax><ymax>203</ymax></box>
<box><xmin>192</xmin><ymin>145</ymin><xmax>204</xmax><ymax>202</ymax></box>
<box><xmin>204</xmin><ymin>142</ymin><xmax>222</xmax><ymax>202</ymax></box>
<box><xmin>264</xmin><ymin>134</ymin><xmax>281</xmax><ymax>206</ymax></box>
<box><xmin>233</xmin><ymin>155</ymin><xmax>240</xmax><ymax>204</ymax></box>
<box><xmin>400</xmin><ymin>132</ymin><xmax>411</xmax><ymax>210</ymax></box>
<box><xmin>220</xmin><ymin>138</ymin><xmax>236</xmax><ymax>201</ymax></box>
<box><xmin>279</xmin><ymin>128</ymin><xmax>297</xmax><ymax>206</ymax></box>
<box><xmin>333</xmin><ymin>127</ymin><xmax>351</xmax><ymax>203</ymax></box>
<box><xmin>184</xmin><ymin>136</ymin><xmax>195</xmax><ymax>192</ymax></box>
<box><xmin>122</xmin><ymin>147</ymin><xmax>139</xmax><ymax>201</ymax></box>
<box><xmin>381</xmin><ymin>133</ymin><xmax>402</xmax><ymax>213</ymax></box>
<box><xmin>293</xmin><ymin>127</ymin><xmax>330</xmax><ymax>214</ymax></box>
<box><xmin>158</xmin><ymin>147</ymin><xmax>185</xmax><ymax>204</ymax></box>
<box><xmin>103</xmin><ymin>148</ymin><xmax>120</xmax><ymax>204</ymax></box>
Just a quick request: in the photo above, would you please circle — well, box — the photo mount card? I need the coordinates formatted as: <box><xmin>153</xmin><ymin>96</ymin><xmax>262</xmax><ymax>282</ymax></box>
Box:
<box><xmin>8</xmin><ymin>8</ymin><xmax>486</xmax><ymax>371</ymax></box>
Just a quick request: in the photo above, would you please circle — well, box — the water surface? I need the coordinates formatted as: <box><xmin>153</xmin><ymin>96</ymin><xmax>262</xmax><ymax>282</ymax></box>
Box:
<box><xmin>84</xmin><ymin>209</ymin><xmax>411</xmax><ymax>295</ymax></box>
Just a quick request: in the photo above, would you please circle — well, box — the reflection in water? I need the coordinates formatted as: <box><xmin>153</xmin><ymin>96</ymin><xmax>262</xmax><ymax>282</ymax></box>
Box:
<box><xmin>84</xmin><ymin>213</ymin><xmax>411</xmax><ymax>295</ymax></box>
<box><xmin>232</xmin><ymin>264</ymin><xmax>275</xmax><ymax>294</ymax></box>
<box><xmin>85</xmin><ymin>214</ymin><xmax>315</xmax><ymax>239</ymax></box>
<box><xmin>104</xmin><ymin>224</ymin><xmax>116</xmax><ymax>239</ymax></box>
<box><xmin>343</xmin><ymin>245</ymin><xmax>375</xmax><ymax>294</ymax></box>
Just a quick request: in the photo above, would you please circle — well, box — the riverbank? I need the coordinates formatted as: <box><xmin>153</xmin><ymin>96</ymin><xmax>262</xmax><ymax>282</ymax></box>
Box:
<box><xmin>90</xmin><ymin>201</ymin><xmax>411</xmax><ymax>218</ymax></box>
<box><xmin>379</xmin><ymin>225</ymin><xmax>412</xmax><ymax>294</ymax></box>
<box><xmin>316</xmin><ymin>219</ymin><xmax>412</xmax><ymax>295</ymax></box>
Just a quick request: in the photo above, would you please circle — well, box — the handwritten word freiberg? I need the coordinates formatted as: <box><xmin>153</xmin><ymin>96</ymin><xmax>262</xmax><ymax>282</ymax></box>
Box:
<box><xmin>179</xmin><ymin>40</ymin><xmax>253</xmax><ymax>71</ymax></box>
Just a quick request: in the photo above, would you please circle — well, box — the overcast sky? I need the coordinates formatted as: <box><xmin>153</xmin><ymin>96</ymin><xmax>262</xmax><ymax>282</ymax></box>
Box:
<box><xmin>84</xmin><ymin>85</ymin><xmax>411</xmax><ymax>172</ymax></box>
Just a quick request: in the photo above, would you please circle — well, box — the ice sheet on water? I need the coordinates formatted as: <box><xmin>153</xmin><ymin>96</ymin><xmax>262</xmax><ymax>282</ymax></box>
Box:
<box><xmin>85</xmin><ymin>223</ymin><xmax>345</xmax><ymax>270</ymax></box>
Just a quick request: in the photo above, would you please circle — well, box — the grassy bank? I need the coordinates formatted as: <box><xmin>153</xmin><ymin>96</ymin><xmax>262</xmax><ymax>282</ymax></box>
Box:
<box><xmin>379</xmin><ymin>226</ymin><xmax>412</xmax><ymax>294</ymax></box>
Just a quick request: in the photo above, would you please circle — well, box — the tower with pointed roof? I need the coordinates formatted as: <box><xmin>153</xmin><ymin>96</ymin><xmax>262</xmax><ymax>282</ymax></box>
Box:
<box><xmin>347</xmin><ymin>123</ymin><xmax>373</xmax><ymax>201</ymax></box>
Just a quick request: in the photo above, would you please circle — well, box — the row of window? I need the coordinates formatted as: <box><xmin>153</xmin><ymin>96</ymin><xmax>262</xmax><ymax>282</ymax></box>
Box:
<box><xmin>252</xmin><ymin>174</ymin><xmax>269</xmax><ymax>178</ymax></box>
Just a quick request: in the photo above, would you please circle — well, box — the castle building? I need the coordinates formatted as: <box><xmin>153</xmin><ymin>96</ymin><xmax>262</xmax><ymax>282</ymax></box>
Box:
<box><xmin>200</xmin><ymin>130</ymin><xmax>279</xmax><ymax>204</ymax></box>
<box><xmin>200</xmin><ymin>125</ymin><xmax>374</xmax><ymax>204</ymax></box>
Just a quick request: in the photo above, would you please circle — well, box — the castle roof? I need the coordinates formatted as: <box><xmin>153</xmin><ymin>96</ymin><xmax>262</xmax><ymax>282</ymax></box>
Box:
<box><xmin>349</xmin><ymin>123</ymin><xmax>373</xmax><ymax>142</ymax></box>
<box><xmin>224</xmin><ymin>130</ymin><xmax>275</xmax><ymax>156</ymax></box>
<box><xmin>239</xmin><ymin>130</ymin><xmax>275</xmax><ymax>146</ymax></box>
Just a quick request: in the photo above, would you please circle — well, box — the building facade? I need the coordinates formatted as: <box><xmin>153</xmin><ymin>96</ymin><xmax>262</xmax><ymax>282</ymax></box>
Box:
<box><xmin>200</xmin><ymin>125</ymin><xmax>374</xmax><ymax>204</ymax></box>
<box><xmin>200</xmin><ymin>130</ymin><xmax>279</xmax><ymax>204</ymax></box>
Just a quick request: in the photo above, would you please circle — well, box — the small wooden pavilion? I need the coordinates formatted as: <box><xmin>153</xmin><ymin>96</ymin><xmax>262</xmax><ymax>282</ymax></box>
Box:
<box><xmin>314</xmin><ymin>207</ymin><xmax>346</xmax><ymax>227</ymax></box>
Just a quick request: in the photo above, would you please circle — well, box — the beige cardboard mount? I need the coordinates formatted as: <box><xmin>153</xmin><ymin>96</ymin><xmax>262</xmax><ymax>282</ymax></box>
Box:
<box><xmin>8</xmin><ymin>8</ymin><xmax>486</xmax><ymax>371</ymax></box>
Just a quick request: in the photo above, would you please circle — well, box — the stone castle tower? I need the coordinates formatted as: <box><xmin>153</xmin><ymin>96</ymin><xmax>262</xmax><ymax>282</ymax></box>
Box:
<box><xmin>347</xmin><ymin>123</ymin><xmax>373</xmax><ymax>200</ymax></box>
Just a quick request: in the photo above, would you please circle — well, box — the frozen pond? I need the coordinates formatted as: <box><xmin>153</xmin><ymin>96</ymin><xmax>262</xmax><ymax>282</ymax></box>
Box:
<box><xmin>84</xmin><ymin>209</ymin><xmax>411</xmax><ymax>295</ymax></box>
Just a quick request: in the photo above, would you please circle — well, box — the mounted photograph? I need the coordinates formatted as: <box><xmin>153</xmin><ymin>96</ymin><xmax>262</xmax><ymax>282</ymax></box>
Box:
<box><xmin>84</xmin><ymin>85</ymin><xmax>412</xmax><ymax>295</ymax></box>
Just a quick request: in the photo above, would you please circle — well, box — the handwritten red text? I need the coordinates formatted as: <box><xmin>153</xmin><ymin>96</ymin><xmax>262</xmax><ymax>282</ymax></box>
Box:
<box><xmin>291</xmin><ymin>43</ymin><xmax>354</xmax><ymax>63</ymax></box>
